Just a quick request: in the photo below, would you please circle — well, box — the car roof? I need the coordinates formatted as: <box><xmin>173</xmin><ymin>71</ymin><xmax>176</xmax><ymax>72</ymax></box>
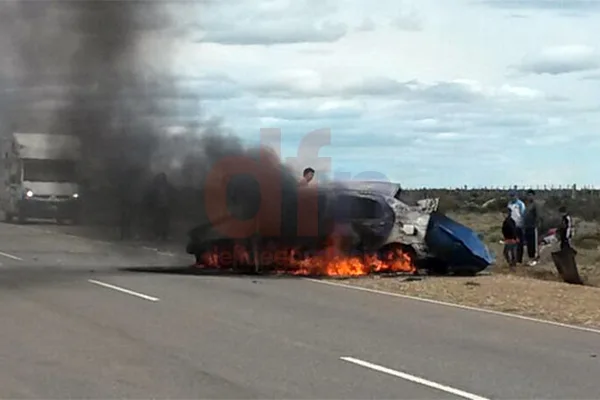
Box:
<box><xmin>315</xmin><ymin>180</ymin><xmax>401</xmax><ymax>198</ymax></box>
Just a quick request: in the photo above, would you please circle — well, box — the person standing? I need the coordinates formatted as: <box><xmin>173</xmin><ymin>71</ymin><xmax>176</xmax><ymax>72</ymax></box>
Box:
<box><xmin>558</xmin><ymin>205</ymin><xmax>574</xmax><ymax>250</ymax></box>
<box><xmin>502</xmin><ymin>207</ymin><xmax>519</xmax><ymax>270</ymax></box>
<box><xmin>523</xmin><ymin>189</ymin><xmax>540</xmax><ymax>266</ymax></box>
<box><xmin>116</xmin><ymin>165</ymin><xmax>141</xmax><ymax>241</ymax></box>
<box><xmin>553</xmin><ymin>204</ymin><xmax>582</xmax><ymax>284</ymax></box>
<box><xmin>298</xmin><ymin>167</ymin><xmax>315</xmax><ymax>186</ymax></box>
<box><xmin>507</xmin><ymin>190</ymin><xmax>526</xmax><ymax>264</ymax></box>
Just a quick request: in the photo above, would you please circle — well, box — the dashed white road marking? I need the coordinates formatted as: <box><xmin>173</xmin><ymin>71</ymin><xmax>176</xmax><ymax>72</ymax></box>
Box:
<box><xmin>305</xmin><ymin>278</ymin><xmax>600</xmax><ymax>335</ymax></box>
<box><xmin>0</xmin><ymin>250</ymin><xmax>23</xmax><ymax>261</ymax></box>
<box><xmin>88</xmin><ymin>279</ymin><xmax>160</xmax><ymax>302</ymax></box>
<box><xmin>340</xmin><ymin>356</ymin><xmax>489</xmax><ymax>400</ymax></box>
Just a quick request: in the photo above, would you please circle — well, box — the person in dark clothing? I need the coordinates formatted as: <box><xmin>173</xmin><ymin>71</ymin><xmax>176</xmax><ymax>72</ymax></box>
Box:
<box><xmin>502</xmin><ymin>207</ymin><xmax>519</xmax><ymax>269</ymax></box>
<box><xmin>507</xmin><ymin>190</ymin><xmax>526</xmax><ymax>264</ymax></box>
<box><xmin>523</xmin><ymin>189</ymin><xmax>540</xmax><ymax>266</ymax></box>
<box><xmin>558</xmin><ymin>205</ymin><xmax>574</xmax><ymax>251</ymax></box>
<box><xmin>147</xmin><ymin>172</ymin><xmax>173</xmax><ymax>241</ymax></box>
<box><xmin>117</xmin><ymin>166</ymin><xmax>141</xmax><ymax>240</ymax></box>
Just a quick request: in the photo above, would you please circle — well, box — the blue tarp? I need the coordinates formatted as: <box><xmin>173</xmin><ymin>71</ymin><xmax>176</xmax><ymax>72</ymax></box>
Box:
<box><xmin>425</xmin><ymin>212</ymin><xmax>495</xmax><ymax>272</ymax></box>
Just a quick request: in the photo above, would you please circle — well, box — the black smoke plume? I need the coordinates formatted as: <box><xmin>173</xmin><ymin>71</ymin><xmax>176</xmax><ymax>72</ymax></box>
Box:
<box><xmin>1</xmin><ymin>0</ymin><xmax>325</xmax><ymax>239</ymax></box>
<box><xmin>1</xmin><ymin>1</ymin><xmax>170</xmax><ymax>189</ymax></box>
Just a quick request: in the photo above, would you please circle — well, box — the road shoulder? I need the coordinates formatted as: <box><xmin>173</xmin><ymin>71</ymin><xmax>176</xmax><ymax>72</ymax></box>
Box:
<box><xmin>12</xmin><ymin>221</ymin><xmax>600</xmax><ymax>331</ymax></box>
<box><xmin>318</xmin><ymin>274</ymin><xmax>600</xmax><ymax>330</ymax></box>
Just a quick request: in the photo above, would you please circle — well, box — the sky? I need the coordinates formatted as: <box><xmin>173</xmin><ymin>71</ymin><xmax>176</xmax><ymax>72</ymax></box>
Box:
<box><xmin>146</xmin><ymin>0</ymin><xmax>599</xmax><ymax>188</ymax></box>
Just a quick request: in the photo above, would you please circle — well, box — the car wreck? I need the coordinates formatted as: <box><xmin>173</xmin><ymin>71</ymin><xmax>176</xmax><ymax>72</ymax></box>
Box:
<box><xmin>186</xmin><ymin>180</ymin><xmax>494</xmax><ymax>276</ymax></box>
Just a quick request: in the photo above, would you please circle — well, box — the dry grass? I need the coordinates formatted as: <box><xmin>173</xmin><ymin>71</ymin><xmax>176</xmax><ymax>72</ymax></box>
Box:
<box><xmin>448</xmin><ymin>211</ymin><xmax>600</xmax><ymax>286</ymax></box>
<box><xmin>343</xmin><ymin>274</ymin><xmax>600</xmax><ymax>329</ymax></box>
<box><xmin>342</xmin><ymin>211</ymin><xmax>600</xmax><ymax>329</ymax></box>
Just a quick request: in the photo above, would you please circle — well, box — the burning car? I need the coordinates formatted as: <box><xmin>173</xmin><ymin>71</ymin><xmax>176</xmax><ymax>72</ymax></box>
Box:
<box><xmin>186</xmin><ymin>180</ymin><xmax>494</xmax><ymax>277</ymax></box>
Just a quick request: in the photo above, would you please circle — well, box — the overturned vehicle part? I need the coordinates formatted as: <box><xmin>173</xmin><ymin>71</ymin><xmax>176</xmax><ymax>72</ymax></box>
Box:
<box><xmin>186</xmin><ymin>181</ymin><xmax>494</xmax><ymax>276</ymax></box>
<box><xmin>551</xmin><ymin>246</ymin><xmax>583</xmax><ymax>285</ymax></box>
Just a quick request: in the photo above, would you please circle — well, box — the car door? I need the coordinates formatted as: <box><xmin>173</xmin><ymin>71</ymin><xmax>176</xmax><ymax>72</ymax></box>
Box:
<box><xmin>340</xmin><ymin>192</ymin><xmax>395</xmax><ymax>250</ymax></box>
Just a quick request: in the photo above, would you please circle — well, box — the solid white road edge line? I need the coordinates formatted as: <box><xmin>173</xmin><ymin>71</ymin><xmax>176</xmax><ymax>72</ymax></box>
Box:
<box><xmin>0</xmin><ymin>250</ymin><xmax>23</xmax><ymax>261</ymax></box>
<box><xmin>305</xmin><ymin>278</ymin><xmax>600</xmax><ymax>335</ymax></box>
<box><xmin>340</xmin><ymin>356</ymin><xmax>489</xmax><ymax>400</ymax></box>
<box><xmin>88</xmin><ymin>279</ymin><xmax>160</xmax><ymax>302</ymax></box>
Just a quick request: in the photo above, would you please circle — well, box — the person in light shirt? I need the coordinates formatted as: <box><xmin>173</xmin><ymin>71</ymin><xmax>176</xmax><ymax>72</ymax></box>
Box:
<box><xmin>507</xmin><ymin>190</ymin><xmax>526</xmax><ymax>264</ymax></box>
<box><xmin>298</xmin><ymin>167</ymin><xmax>315</xmax><ymax>186</ymax></box>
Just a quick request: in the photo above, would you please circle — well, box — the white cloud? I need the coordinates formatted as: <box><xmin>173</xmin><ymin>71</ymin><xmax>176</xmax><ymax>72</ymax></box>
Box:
<box><xmin>515</xmin><ymin>45</ymin><xmax>600</xmax><ymax>75</ymax></box>
<box><xmin>243</xmin><ymin>73</ymin><xmax>546</xmax><ymax>104</ymax></box>
<box><xmin>390</xmin><ymin>6</ymin><xmax>424</xmax><ymax>31</ymax></box>
<box><xmin>581</xmin><ymin>72</ymin><xmax>600</xmax><ymax>80</ymax></box>
<box><xmin>199</xmin><ymin>21</ymin><xmax>348</xmax><ymax>46</ymax></box>
<box><xmin>7</xmin><ymin>0</ymin><xmax>600</xmax><ymax>188</ymax></box>
<box><xmin>356</xmin><ymin>18</ymin><xmax>377</xmax><ymax>32</ymax></box>
<box><xmin>479</xmin><ymin>0</ymin><xmax>600</xmax><ymax>13</ymax></box>
<box><xmin>189</xmin><ymin>0</ymin><xmax>350</xmax><ymax>45</ymax></box>
<box><xmin>255</xmin><ymin>98</ymin><xmax>363</xmax><ymax>120</ymax></box>
<box><xmin>433</xmin><ymin>132</ymin><xmax>464</xmax><ymax>140</ymax></box>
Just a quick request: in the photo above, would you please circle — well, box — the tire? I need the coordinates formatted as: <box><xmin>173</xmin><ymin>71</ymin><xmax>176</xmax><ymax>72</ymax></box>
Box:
<box><xmin>186</xmin><ymin>242</ymin><xmax>195</xmax><ymax>255</ymax></box>
<box><xmin>452</xmin><ymin>268</ymin><xmax>476</xmax><ymax>277</ymax></box>
<box><xmin>70</xmin><ymin>212</ymin><xmax>81</xmax><ymax>225</ymax></box>
<box><xmin>420</xmin><ymin>257</ymin><xmax>450</xmax><ymax>276</ymax></box>
<box><xmin>377</xmin><ymin>243</ymin><xmax>419</xmax><ymax>275</ymax></box>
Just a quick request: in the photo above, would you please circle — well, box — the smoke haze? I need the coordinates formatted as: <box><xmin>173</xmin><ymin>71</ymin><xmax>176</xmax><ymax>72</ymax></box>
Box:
<box><xmin>0</xmin><ymin>0</ymin><xmax>311</xmax><ymax>233</ymax></box>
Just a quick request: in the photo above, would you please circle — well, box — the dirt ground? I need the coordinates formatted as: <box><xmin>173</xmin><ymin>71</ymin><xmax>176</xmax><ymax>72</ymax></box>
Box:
<box><xmin>57</xmin><ymin>210</ymin><xmax>600</xmax><ymax>329</ymax></box>
<box><xmin>343</xmin><ymin>211</ymin><xmax>600</xmax><ymax>329</ymax></box>
<box><xmin>449</xmin><ymin>211</ymin><xmax>600</xmax><ymax>287</ymax></box>
<box><xmin>343</xmin><ymin>274</ymin><xmax>600</xmax><ymax>329</ymax></box>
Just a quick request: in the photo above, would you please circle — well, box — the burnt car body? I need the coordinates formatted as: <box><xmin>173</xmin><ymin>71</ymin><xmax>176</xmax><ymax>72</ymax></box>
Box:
<box><xmin>186</xmin><ymin>180</ymin><xmax>494</xmax><ymax>275</ymax></box>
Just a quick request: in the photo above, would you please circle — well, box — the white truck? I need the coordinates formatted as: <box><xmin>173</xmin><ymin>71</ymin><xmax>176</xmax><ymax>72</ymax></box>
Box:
<box><xmin>0</xmin><ymin>132</ymin><xmax>82</xmax><ymax>224</ymax></box>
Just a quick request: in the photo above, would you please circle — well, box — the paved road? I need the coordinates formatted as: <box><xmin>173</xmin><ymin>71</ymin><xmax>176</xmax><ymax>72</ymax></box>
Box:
<box><xmin>1</xmin><ymin>221</ymin><xmax>600</xmax><ymax>399</ymax></box>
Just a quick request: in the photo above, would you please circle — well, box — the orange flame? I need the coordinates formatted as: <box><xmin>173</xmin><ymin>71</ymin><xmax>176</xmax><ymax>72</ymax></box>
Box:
<box><xmin>291</xmin><ymin>248</ymin><xmax>414</xmax><ymax>276</ymax></box>
<box><xmin>198</xmin><ymin>233</ymin><xmax>416</xmax><ymax>277</ymax></box>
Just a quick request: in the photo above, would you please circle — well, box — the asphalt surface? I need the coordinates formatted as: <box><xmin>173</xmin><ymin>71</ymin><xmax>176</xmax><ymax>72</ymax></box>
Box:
<box><xmin>2</xmin><ymin>221</ymin><xmax>600</xmax><ymax>399</ymax></box>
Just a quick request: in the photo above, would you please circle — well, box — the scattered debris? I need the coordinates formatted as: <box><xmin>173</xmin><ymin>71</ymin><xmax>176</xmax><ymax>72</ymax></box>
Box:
<box><xmin>551</xmin><ymin>247</ymin><xmax>583</xmax><ymax>285</ymax></box>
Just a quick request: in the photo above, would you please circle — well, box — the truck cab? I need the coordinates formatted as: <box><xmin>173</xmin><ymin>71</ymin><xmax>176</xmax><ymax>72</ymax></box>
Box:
<box><xmin>1</xmin><ymin>133</ymin><xmax>82</xmax><ymax>224</ymax></box>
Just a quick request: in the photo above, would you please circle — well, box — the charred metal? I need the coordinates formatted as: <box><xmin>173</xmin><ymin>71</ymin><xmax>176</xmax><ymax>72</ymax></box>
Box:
<box><xmin>187</xmin><ymin>180</ymin><xmax>495</xmax><ymax>276</ymax></box>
